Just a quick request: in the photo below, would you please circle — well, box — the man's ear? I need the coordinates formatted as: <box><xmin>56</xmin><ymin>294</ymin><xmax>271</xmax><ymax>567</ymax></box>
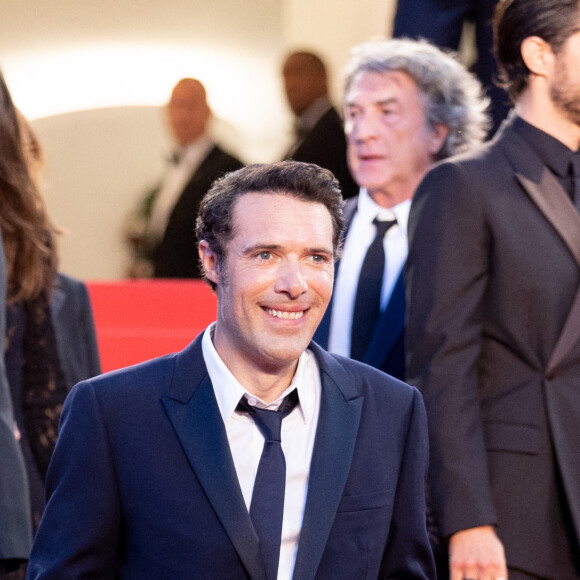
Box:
<box><xmin>198</xmin><ymin>240</ymin><xmax>219</xmax><ymax>285</ymax></box>
<box><xmin>428</xmin><ymin>123</ymin><xmax>450</xmax><ymax>157</ymax></box>
<box><xmin>521</xmin><ymin>36</ymin><xmax>554</xmax><ymax>78</ymax></box>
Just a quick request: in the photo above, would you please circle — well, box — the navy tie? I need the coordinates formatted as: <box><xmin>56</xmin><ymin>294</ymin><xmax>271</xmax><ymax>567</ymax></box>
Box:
<box><xmin>237</xmin><ymin>390</ymin><xmax>299</xmax><ymax>580</ymax></box>
<box><xmin>351</xmin><ymin>217</ymin><xmax>397</xmax><ymax>361</ymax></box>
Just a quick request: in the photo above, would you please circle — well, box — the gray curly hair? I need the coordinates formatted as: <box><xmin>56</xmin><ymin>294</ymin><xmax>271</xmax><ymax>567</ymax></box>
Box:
<box><xmin>343</xmin><ymin>38</ymin><xmax>490</xmax><ymax>159</ymax></box>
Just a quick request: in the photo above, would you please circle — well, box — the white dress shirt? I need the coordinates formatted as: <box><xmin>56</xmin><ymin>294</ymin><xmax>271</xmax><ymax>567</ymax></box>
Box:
<box><xmin>201</xmin><ymin>324</ymin><xmax>321</xmax><ymax>580</ymax></box>
<box><xmin>328</xmin><ymin>189</ymin><xmax>411</xmax><ymax>357</ymax></box>
<box><xmin>147</xmin><ymin>135</ymin><xmax>214</xmax><ymax>242</ymax></box>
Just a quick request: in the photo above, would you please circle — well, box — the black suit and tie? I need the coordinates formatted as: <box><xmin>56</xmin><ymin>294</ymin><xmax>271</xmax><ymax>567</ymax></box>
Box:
<box><xmin>315</xmin><ymin>196</ymin><xmax>407</xmax><ymax>380</ymax></box>
<box><xmin>406</xmin><ymin>115</ymin><xmax>580</xmax><ymax>578</ymax></box>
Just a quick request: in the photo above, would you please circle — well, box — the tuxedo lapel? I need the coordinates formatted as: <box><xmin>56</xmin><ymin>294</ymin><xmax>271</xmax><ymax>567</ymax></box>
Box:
<box><xmin>515</xmin><ymin>168</ymin><xmax>580</xmax><ymax>268</ymax></box>
<box><xmin>364</xmin><ymin>270</ymin><xmax>405</xmax><ymax>368</ymax></box>
<box><xmin>293</xmin><ymin>344</ymin><xmax>363</xmax><ymax>580</ymax></box>
<box><xmin>500</xmin><ymin>122</ymin><xmax>580</xmax><ymax>374</ymax></box>
<box><xmin>161</xmin><ymin>338</ymin><xmax>267</xmax><ymax>580</ymax></box>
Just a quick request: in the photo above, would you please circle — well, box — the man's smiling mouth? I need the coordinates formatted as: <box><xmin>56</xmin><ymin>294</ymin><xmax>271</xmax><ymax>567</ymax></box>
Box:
<box><xmin>263</xmin><ymin>307</ymin><xmax>306</xmax><ymax>320</ymax></box>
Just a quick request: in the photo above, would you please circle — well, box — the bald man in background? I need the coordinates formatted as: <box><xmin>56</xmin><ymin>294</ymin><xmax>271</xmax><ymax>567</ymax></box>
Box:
<box><xmin>282</xmin><ymin>51</ymin><xmax>358</xmax><ymax>200</ymax></box>
<box><xmin>127</xmin><ymin>78</ymin><xmax>242</xmax><ymax>278</ymax></box>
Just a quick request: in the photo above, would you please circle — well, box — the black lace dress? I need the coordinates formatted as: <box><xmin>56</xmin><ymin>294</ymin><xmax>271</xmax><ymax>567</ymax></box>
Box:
<box><xmin>5</xmin><ymin>291</ymin><xmax>67</xmax><ymax>533</ymax></box>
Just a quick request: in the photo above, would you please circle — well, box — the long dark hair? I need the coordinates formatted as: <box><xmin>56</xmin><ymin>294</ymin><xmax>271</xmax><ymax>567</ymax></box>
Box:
<box><xmin>0</xmin><ymin>71</ymin><xmax>58</xmax><ymax>303</ymax></box>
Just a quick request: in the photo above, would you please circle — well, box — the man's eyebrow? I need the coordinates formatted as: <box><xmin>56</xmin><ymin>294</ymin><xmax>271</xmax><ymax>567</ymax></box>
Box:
<box><xmin>241</xmin><ymin>243</ymin><xmax>281</xmax><ymax>256</ymax></box>
<box><xmin>241</xmin><ymin>244</ymin><xmax>333</xmax><ymax>256</ymax></box>
<box><xmin>308</xmin><ymin>247</ymin><xmax>333</xmax><ymax>255</ymax></box>
<box><xmin>346</xmin><ymin>97</ymin><xmax>399</xmax><ymax>107</ymax></box>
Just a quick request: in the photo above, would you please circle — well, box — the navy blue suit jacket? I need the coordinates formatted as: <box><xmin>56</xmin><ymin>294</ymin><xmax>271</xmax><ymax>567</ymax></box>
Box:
<box><xmin>27</xmin><ymin>336</ymin><xmax>434</xmax><ymax>579</ymax></box>
<box><xmin>315</xmin><ymin>197</ymin><xmax>406</xmax><ymax>380</ymax></box>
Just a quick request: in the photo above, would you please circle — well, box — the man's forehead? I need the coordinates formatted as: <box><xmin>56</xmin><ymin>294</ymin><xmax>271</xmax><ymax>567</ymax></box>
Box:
<box><xmin>346</xmin><ymin>69</ymin><xmax>419</xmax><ymax>101</ymax></box>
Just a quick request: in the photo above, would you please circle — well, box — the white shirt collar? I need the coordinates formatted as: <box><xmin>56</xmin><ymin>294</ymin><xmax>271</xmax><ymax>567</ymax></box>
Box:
<box><xmin>201</xmin><ymin>323</ymin><xmax>316</xmax><ymax>425</ymax></box>
<box><xmin>356</xmin><ymin>188</ymin><xmax>411</xmax><ymax>238</ymax></box>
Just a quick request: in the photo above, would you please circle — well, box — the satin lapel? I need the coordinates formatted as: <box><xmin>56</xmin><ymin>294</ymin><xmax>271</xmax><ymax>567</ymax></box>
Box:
<box><xmin>161</xmin><ymin>339</ymin><xmax>266</xmax><ymax>580</ymax></box>
<box><xmin>364</xmin><ymin>270</ymin><xmax>405</xmax><ymax>368</ymax></box>
<box><xmin>516</xmin><ymin>169</ymin><xmax>580</xmax><ymax>268</ymax></box>
<box><xmin>501</xmin><ymin>122</ymin><xmax>580</xmax><ymax>375</ymax></box>
<box><xmin>292</xmin><ymin>344</ymin><xmax>363</xmax><ymax>580</ymax></box>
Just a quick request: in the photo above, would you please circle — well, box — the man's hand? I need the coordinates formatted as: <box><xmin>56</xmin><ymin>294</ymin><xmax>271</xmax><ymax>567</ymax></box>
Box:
<box><xmin>449</xmin><ymin>525</ymin><xmax>508</xmax><ymax>580</ymax></box>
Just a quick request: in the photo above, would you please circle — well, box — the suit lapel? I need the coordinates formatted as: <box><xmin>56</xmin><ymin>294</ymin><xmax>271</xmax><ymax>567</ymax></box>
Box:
<box><xmin>293</xmin><ymin>344</ymin><xmax>363</xmax><ymax>580</ymax></box>
<box><xmin>500</xmin><ymin>121</ymin><xmax>580</xmax><ymax>373</ymax></box>
<box><xmin>363</xmin><ymin>270</ymin><xmax>405</xmax><ymax>368</ymax></box>
<box><xmin>161</xmin><ymin>337</ymin><xmax>267</xmax><ymax>580</ymax></box>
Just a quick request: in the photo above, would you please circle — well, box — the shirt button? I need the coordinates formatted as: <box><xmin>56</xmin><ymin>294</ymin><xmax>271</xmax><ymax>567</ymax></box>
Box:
<box><xmin>248</xmin><ymin>397</ymin><xmax>257</xmax><ymax>406</ymax></box>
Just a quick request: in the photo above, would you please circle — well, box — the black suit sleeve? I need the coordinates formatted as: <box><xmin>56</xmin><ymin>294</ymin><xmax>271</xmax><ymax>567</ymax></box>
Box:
<box><xmin>405</xmin><ymin>161</ymin><xmax>497</xmax><ymax>538</ymax></box>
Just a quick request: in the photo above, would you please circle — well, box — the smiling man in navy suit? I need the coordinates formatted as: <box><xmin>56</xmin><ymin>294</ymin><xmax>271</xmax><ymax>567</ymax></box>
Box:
<box><xmin>314</xmin><ymin>39</ymin><xmax>489</xmax><ymax>381</ymax></box>
<box><xmin>27</xmin><ymin>161</ymin><xmax>434</xmax><ymax>580</ymax></box>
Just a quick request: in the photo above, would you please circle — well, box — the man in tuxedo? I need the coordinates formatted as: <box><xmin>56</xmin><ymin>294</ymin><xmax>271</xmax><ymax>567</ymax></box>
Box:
<box><xmin>314</xmin><ymin>38</ymin><xmax>489</xmax><ymax>380</ymax></box>
<box><xmin>406</xmin><ymin>1</ymin><xmax>580</xmax><ymax>578</ymax></box>
<box><xmin>282</xmin><ymin>51</ymin><xmax>358</xmax><ymax>199</ymax></box>
<box><xmin>0</xmin><ymin>232</ymin><xmax>32</xmax><ymax>575</ymax></box>
<box><xmin>27</xmin><ymin>161</ymin><xmax>434</xmax><ymax>579</ymax></box>
<box><xmin>127</xmin><ymin>77</ymin><xmax>242</xmax><ymax>278</ymax></box>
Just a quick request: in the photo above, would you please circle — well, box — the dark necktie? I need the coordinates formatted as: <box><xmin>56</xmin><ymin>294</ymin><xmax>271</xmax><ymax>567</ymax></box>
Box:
<box><xmin>236</xmin><ymin>389</ymin><xmax>299</xmax><ymax>580</ymax></box>
<box><xmin>351</xmin><ymin>217</ymin><xmax>397</xmax><ymax>361</ymax></box>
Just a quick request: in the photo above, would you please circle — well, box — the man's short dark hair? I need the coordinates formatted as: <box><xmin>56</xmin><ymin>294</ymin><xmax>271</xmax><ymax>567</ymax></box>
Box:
<box><xmin>494</xmin><ymin>0</ymin><xmax>580</xmax><ymax>101</ymax></box>
<box><xmin>196</xmin><ymin>161</ymin><xmax>344</xmax><ymax>291</ymax></box>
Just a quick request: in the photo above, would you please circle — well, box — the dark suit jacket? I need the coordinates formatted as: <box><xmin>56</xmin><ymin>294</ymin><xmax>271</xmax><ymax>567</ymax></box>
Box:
<box><xmin>0</xmin><ymin>233</ymin><xmax>32</xmax><ymax>567</ymax></box>
<box><xmin>315</xmin><ymin>197</ymin><xmax>406</xmax><ymax>380</ymax></box>
<box><xmin>406</xmin><ymin>116</ymin><xmax>580</xmax><ymax>578</ymax></box>
<box><xmin>50</xmin><ymin>273</ymin><xmax>101</xmax><ymax>389</ymax></box>
<box><xmin>27</xmin><ymin>336</ymin><xmax>434</xmax><ymax>579</ymax></box>
<box><xmin>153</xmin><ymin>145</ymin><xmax>243</xmax><ymax>278</ymax></box>
<box><xmin>288</xmin><ymin>107</ymin><xmax>358</xmax><ymax>200</ymax></box>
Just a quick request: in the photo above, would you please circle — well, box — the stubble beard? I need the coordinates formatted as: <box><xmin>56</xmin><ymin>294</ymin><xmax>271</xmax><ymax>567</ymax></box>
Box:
<box><xmin>550</xmin><ymin>56</ymin><xmax>580</xmax><ymax>128</ymax></box>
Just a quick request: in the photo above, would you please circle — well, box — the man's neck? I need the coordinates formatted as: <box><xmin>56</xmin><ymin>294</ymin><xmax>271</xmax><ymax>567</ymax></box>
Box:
<box><xmin>516</xmin><ymin>90</ymin><xmax>580</xmax><ymax>151</ymax></box>
<box><xmin>213</xmin><ymin>334</ymin><xmax>299</xmax><ymax>404</ymax></box>
<box><xmin>367</xmin><ymin>178</ymin><xmax>422</xmax><ymax>209</ymax></box>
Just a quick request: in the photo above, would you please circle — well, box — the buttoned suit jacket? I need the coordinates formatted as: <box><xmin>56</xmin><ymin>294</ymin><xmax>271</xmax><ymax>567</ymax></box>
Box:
<box><xmin>314</xmin><ymin>196</ymin><xmax>406</xmax><ymax>381</ymax></box>
<box><xmin>27</xmin><ymin>336</ymin><xmax>434</xmax><ymax>579</ymax></box>
<box><xmin>50</xmin><ymin>273</ymin><xmax>101</xmax><ymax>390</ymax></box>
<box><xmin>406</xmin><ymin>116</ymin><xmax>580</xmax><ymax>578</ymax></box>
<box><xmin>0</xmin><ymin>232</ymin><xmax>32</xmax><ymax>565</ymax></box>
<box><xmin>153</xmin><ymin>145</ymin><xmax>243</xmax><ymax>278</ymax></box>
<box><xmin>288</xmin><ymin>107</ymin><xmax>358</xmax><ymax>200</ymax></box>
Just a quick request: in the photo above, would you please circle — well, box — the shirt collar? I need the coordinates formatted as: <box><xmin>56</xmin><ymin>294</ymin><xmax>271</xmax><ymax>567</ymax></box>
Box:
<box><xmin>512</xmin><ymin>115</ymin><xmax>577</xmax><ymax>178</ymax></box>
<box><xmin>201</xmin><ymin>323</ymin><xmax>315</xmax><ymax>425</ymax></box>
<box><xmin>357</xmin><ymin>188</ymin><xmax>411</xmax><ymax>237</ymax></box>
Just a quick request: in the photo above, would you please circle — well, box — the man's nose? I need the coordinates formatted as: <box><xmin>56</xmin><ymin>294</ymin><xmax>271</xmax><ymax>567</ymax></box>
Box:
<box><xmin>275</xmin><ymin>260</ymin><xmax>308</xmax><ymax>298</ymax></box>
<box><xmin>353</xmin><ymin>112</ymin><xmax>378</xmax><ymax>142</ymax></box>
